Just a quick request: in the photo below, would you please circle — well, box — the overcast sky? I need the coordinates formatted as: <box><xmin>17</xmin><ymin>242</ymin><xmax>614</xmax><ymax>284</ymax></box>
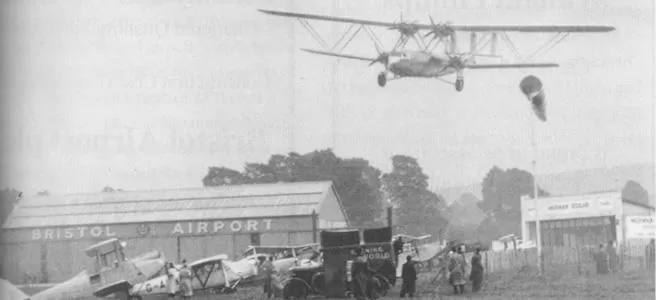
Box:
<box><xmin>0</xmin><ymin>0</ymin><xmax>653</xmax><ymax>195</ymax></box>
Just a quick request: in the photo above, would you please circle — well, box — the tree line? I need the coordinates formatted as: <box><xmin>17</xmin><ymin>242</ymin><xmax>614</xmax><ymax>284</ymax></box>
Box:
<box><xmin>1</xmin><ymin>149</ymin><xmax>650</xmax><ymax>247</ymax></box>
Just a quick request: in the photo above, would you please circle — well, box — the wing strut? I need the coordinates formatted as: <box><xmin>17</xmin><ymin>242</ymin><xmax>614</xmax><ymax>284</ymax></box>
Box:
<box><xmin>297</xmin><ymin>18</ymin><xmax>328</xmax><ymax>49</ymax></box>
<box><xmin>525</xmin><ymin>33</ymin><xmax>570</xmax><ymax>62</ymax></box>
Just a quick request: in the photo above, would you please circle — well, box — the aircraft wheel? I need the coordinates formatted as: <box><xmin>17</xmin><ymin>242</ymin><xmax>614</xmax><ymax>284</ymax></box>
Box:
<box><xmin>377</xmin><ymin>72</ymin><xmax>387</xmax><ymax>87</ymax></box>
<box><xmin>455</xmin><ymin>78</ymin><xmax>464</xmax><ymax>91</ymax></box>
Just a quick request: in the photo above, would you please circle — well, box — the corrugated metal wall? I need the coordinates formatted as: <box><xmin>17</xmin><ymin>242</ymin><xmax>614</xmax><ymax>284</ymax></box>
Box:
<box><xmin>46</xmin><ymin>240</ymin><xmax>97</xmax><ymax>282</ymax></box>
<box><xmin>0</xmin><ymin>243</ymin><xmax>41</xmax><ymax>283</ymax></box>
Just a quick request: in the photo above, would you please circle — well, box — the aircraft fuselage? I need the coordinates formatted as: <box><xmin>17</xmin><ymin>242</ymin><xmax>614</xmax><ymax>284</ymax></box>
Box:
<box><xmin>386</xmin><ymin>50</ymin><xmax>457</xmax><ymax>78</ymax></box>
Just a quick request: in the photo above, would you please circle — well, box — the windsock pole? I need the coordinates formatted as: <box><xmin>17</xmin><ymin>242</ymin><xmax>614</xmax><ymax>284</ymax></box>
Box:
<box><xmin>532</xmin><ymin>115</ymin><xmax>543</xmax><ymax>275</ymax></box>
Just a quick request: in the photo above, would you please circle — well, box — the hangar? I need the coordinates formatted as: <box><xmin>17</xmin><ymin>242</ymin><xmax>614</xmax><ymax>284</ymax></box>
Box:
<box><xmin>0</xmin><ymin>181</ymin><xmax>348</xmax><ymax>283</ymax></box>
<box><xmin>521</xmin><ymin>191</ymin><xmax>655</xmax><ymax>248</ymax></box>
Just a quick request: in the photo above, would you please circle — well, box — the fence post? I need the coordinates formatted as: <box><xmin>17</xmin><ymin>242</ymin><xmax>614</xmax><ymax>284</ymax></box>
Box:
<box><xmin>485</xmin><ymin>251</ymin><xmax>488</xmax><ymax>275</ymax></box>
<box><xmin>577</xmin><ymin>247</ymin><xmax>581</xmax><ymax>276</ymax></box>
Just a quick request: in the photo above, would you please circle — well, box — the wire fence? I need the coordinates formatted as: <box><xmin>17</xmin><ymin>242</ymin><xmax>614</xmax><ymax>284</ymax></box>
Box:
<box><xmin>480</xmin><ymin>239</ymin><xmax>655</xmax><ymax>276</ymax></box>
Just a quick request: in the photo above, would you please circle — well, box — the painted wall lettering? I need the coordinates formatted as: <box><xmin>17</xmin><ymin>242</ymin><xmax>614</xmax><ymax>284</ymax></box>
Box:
<box><xmin>170</xmin><ymin>219</ymin><xmax>272</xmax><ymax>235</ymax></box>
<box><xmin>31</xmin><ymin>226</ymin><xmax>117</xmax><ymax>241</ymax></box>
<box><xmin>7</xmin><ymin>217</ymin><xmax>310</xmax><ymax>243</ymax></box>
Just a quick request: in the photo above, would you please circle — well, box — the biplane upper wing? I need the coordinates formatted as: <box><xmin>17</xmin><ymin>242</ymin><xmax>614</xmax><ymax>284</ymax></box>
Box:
<box><xmin>190</xmin><ymin>254</ymin><xmax>229</xmax><ymax>269</ymax></box>
<box><xmin>259</xmin><ymin>9</ymin><xmax>615</xmax><ymax>33</ymax></box>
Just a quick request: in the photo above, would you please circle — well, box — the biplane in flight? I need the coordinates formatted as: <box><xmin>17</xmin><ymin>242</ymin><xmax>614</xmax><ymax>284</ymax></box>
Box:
<box><xmin>259</xmin><ymin>9</ymin><xmax>615</xmax><ymax>91</ymax></box>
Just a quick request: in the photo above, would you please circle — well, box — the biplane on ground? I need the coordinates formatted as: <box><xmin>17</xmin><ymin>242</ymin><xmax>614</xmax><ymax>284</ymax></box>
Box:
<box><xmin>27</xmin><ymin>238</ymin><xmax>166</xmax><ymax>300</ymax></box>
<box><xmin>128</xmin><ymin>254</ymin><xmax>248</xmax><ymax>299</ymax></box>
<box><xmin>259</xmin><ymin>9</ymin><xmax>615</xmax><ymax>90</ymax></box>
<box><xmin>242</xmin><ymin>243</ymin><xmax>323</xmax><ymax>278</ymax></box>
<box><xmin>393</xmin><ymin>234</ymin><xmax>444</xmax><ymax>277</ymax></box>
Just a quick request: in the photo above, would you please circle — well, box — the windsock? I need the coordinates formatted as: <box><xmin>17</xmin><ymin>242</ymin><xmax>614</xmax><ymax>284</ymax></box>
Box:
<box><xmin>519</xmin><ymin>75</ymin><xmax>546</xmax><ymax>122</ymax></box>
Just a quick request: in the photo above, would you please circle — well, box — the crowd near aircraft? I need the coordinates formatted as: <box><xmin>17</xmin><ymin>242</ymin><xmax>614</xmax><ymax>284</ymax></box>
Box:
<box><xmin>26</xmin><ymin>238</ymin><xmax>166</xmax><ymax>300</ymax></box>
<box><xmin>258</xmin><ymin>9</ymin><xmax>615</xmax><ymax>91</ymax></box>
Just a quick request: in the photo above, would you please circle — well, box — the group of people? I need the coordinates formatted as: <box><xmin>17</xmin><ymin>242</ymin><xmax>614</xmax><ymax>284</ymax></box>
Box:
<box><xmin>447</xmin><ymin>245</ymin><xmax>484</xmax><ymax>295</ymax></box>
<box><xmin>593</xmin><ymin>241</ymin><xmax>619</xmax><ymax>275</ymax></box>
<box><xmin>164</xmin><ymin>259</ymin><xmax>194</xmax><ymax>299</ymax></box>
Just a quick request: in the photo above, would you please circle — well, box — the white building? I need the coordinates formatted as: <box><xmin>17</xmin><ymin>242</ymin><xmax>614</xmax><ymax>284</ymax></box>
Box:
<box><xmin>520</xmin><ymin>191</ymin><xmax>655</xmax><ymax>248</ymax></box>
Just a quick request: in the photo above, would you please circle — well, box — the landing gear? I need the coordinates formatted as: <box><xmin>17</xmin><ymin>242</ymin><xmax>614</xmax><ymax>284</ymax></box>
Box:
<box><xmin>377</xmin><ymin>72</ymin><xmax>387</xmax><ymax>87</ymax></box>
<box><xmin>455</xmin><ymin>77</ymin><xmax>464</xmax><ymax>92</ymax></box>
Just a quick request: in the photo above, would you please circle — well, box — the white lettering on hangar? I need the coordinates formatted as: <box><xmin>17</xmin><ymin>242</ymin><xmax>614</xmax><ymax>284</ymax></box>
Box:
<box><xmin>29</xmin><ymin>219</ymin><xmax>275</xmax><ymax>241</ymax></box>
<box><xmin>171</xmin><ymin>219</ymin><xmax>272</xmax><ymax>235</ymax></box>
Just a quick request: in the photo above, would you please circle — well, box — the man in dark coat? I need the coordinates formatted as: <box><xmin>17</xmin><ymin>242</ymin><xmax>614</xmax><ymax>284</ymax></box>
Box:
<box><xmin>400</xmin><ymin>255</ymin><xmax>417</xmax><ymax>298</ymax></box>
<box><xmin>594</xmin><ymin>244</ymin><xmax>609</xmax><ymax>275</ymax></box>
<box><xmin>261</xmin><ymin>256</ymin><xmax>276</xmax><ymax>299</ymax></box>
<box><xmin>469</xmin><ymin>248</ymin><xmax>484</xmax><ymax>292</ymax></box>
<box><xmin>646</xmin><ymin>239</ymin><xmax>655</xmax><ymax>271</ymax></box>
<box><xmin>351</xmin><ymin>247</ymin><xmax>374</xmax><ymax>300</ymax></box>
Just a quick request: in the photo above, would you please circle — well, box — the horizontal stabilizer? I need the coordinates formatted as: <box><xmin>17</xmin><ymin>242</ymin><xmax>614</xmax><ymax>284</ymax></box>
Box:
<box><xmin>466</xmin><ymin>63</ymin><xmax>559</xmax><ymax>69</ymax></box>
<box><xmin>301</xmin><ymin>49</ymin><xmax>376</xmax><ymax>62</ymax></box>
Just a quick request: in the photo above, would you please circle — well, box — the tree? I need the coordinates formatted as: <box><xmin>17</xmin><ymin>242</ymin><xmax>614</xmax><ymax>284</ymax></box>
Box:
<box><xmin>382</xmin><ymin>155</ymin><xmax>447</xmax><ymax>238</ymax></box>
<box><xmin>445</xmin><ymin>192</ymin><xmax>485</xmax><ymax>241</ymax></box>
<box><xmin>202</xmin><ymin>167</ymin><xmax>247</xmax><ymax>186</ymax></box>
<box><xmin>202</xmin><ymin>149</ymin><xmax>385</xmax><ymax>227</ymax></box>
<box><xmin>622</xmin><ymin>180</ymin><xmax>649</xmax><ymax>205</ymax></box>
<box><xmin>101</xmin><ymin>186</ymin><xmax>123</xmax><ymax>192</ymax></box>
<box><xmin>0</xmin><ymin>189</ymin><xmax>22</xmax><ymax>225</ymax></box>
<box><xmin>476</xmin><ymin>166</ymin><xmax>550</xmax><ymax>242</ymax></box>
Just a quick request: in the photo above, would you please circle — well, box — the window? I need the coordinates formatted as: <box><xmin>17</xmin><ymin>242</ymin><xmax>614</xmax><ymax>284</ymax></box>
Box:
<box><xmin>250</xmin><ymin>233</ymin><xmax>261</xmax><ymax>246</ymax></box>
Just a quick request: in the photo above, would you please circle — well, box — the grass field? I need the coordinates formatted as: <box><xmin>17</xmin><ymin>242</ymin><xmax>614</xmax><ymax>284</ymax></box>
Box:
<box><xmin>19</xmin><ymin>267</ymin><xmax>655</xmax><ymax>299</ymax></box>
<box><xmin>210</xmin><ymin>267</ymin><xmax>655</xmax><ymax>300</ymax></box>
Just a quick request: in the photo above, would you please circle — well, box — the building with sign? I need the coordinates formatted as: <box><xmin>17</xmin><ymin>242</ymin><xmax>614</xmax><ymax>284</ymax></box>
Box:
<box><xmin>521</xmin><ymin>191</ymin><xmax>655</xmax><ymax>248</ymax></box>
<box><xmin>0</xmin><ymin>181</ymin><xmax>349</xmax><ymax>283</ymax></box>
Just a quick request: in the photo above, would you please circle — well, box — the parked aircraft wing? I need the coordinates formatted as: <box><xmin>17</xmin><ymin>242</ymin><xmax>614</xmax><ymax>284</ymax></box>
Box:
<box><xmin>259</xmin><ymin>9</ymin><xmax>615</xmax><ymax>33</ymax></box>
<box><xmin>393</xmin><ymin>234</ymin><xmax>432</xmax><ymax>241</ymax></box>
<box><xmin>190</xmin><ymin>254</ymin><xmax>229</xmax><ymax>269</ymax></box>
<box><xmin>466</xmin><ymin>63</ymin><xmax>559</xmax><ymax>69</ymax></box>
<box><xmin>0</xmin><ymin>279</ymin><xmax>30</xmax><ymax>300</ymax></box>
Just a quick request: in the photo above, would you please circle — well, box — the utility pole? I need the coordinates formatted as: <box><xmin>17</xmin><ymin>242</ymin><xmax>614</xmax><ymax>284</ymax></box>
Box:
<box><xmin>532</xmin><ymin>117</ymin><xmax>543</xmax><ymax>275</ymax></box>
<box><xmin>288</xmin><ymin>0</ymin><xmax>297</xmax><ymax>153</ymax></box>
<box><xmin>331</xmin><ymin>0</ymin><xmax>339</xmax><ymax>153</ymax></box>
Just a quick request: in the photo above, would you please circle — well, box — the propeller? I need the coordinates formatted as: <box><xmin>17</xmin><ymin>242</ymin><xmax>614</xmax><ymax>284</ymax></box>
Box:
<box><xmin>369</xmin><ymin>52</ymin><xmax>390</xmax><ymax>66</ymax></box>
<box><xmin>388</xmin><ymin>11</ymin><xmax>419</xmax><ymax>36</ymax></box>
<box><xmin>424</xmin><ymin>16</ymin><xmax>454</xmax><ymax>39</ymax></box>
<box><xmin>446</xmin><ymin>52</ymin><xmax>473</xmax><ymax>70</ymax></box>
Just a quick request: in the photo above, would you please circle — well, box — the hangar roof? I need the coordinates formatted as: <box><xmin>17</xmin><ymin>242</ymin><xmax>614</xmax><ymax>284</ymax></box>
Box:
<box><xmin>3</xmin><ymin>181</ymin><xmax>345</xmax><ymax>229</ymax></box>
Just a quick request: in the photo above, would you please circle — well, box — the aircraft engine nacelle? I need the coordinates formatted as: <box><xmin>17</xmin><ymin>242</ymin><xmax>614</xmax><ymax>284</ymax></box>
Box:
<box><xmin>519</xmin><ymin>75</ymin><xmax>546</xmax><ymax>122</ymax></box>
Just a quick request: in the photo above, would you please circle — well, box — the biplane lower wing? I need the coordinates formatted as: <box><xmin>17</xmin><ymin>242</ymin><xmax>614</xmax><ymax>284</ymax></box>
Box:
<box><xmin>301</xmin><ymin>48</ymin><xmax>376</xmax><ymax>62</ymax></box>
<box><xmin>259</xmin><ymin>9</ymin><xmax>615</xmax><ymax>33</ymax></box>
<box><xmin>466</xmin><ymin>63</ymin><xmax>559</xmax><ymax>69</ymax></box>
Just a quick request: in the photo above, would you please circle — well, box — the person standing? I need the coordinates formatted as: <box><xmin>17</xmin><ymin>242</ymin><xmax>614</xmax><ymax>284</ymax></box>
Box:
<box><xmin>261</xmin><ymin>256</ymin><xmax>276</xmax><ymax>299</ymax></box>
<box><xmin>646</xmin><ymin>239</ymin><xmax>655</xmax><ymax>271</ymax></box>
<box><xmin>448</xmin><ymin>247</ymin><xmax>466</xmax><ymax>295</ymax></box>
<box><xmin>400</xmin><ymin>256</ymin><xmax>417</xmax><ymax>298</ymax></box>
<box><xmin>350</xmin><ymin>247</ymin><xmax>373</xmax><ymax>300</ymax></box>
<box><xmin>469</xmin><ymin>248</ymin><xmax>484</xmax><ymax>292</ymax></box>
<box><xmin>595</xmin><ymin>244</ymin><xmax>609</xmax><ymax>275</ymax></box>
<box><xmin>165</xmin><ymin>262</ymin><xmax>179</xmax><ymax>299</ymax></box>
<box><xmin>178</xmin><ymin>260</ymin><xmax>193</xmax><ymax>300</ymax></box>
